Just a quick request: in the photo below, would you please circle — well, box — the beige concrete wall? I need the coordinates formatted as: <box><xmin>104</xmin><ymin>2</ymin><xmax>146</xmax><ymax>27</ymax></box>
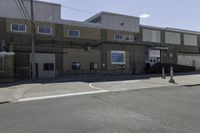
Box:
<box><xmin>63</xmin><ymin>25</ymin><xmax>101</xmax><ymax>40</ymax></box>
<box><xmin>165</xmin><ymin>31</ymin><xmax>181</xmax><ymax>45</ymax></box>
<box><xmin>0</xmin><ymin>0</ymin><xmax>61</xmax><ymax>23</ymax></box>
<box><xmin>100</xmin><ymin>13</ymin><xmax>140</xmax><ymax>33</ymax></box>
<box><xmin>184</xmin><ymin>34</ymin><xmax>198</xmax><ymax>46</ymax></box>
<box><xmin>63</xmin><ymin>48</ymin><xmax>101</xmax><ymax>71</ymax></box>
<box><xmin>142</xmin><ymin>29</ymin><xmax>161</xmax><ymax>43</ymax></box>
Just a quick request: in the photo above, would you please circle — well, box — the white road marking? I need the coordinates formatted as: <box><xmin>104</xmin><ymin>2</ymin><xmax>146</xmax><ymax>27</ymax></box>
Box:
<box><xmin>18</xmin><ymin>90</ymin><xmax>107</xmax><ymax>102</ymax></box>
<box><xmin>89</xmin><ymin>83</ymin><xmax>108</xmax><ymax>91</ymax></box>
<box><xmin>17</xmin><ymin>79</ymin><xmax>173</xmax><ymax>102</ymax></box>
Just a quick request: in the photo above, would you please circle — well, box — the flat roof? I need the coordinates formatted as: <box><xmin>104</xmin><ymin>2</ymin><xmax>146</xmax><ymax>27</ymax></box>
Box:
<box><xmin>85</xmin><ymin>11</ymin><xmax>139</xmax><ymax>22</ymax></box>
<box><xmin>61</xmin><ymin>19</ymin><xmax>102</xmax><ymax>29</ymax></box>
<box><xmin>141</xmin><ymin>25</ymin><xmax>200</xmax><ymax>35</ymax></box>
<box><xmin>25</xmin><ymin>0</ymin><xmax>61</xmax><ymax>7</ymax></box>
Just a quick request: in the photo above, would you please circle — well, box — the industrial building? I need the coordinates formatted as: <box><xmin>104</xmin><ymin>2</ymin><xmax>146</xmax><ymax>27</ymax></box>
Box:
<box><xmin>0</xmin><ymin>0</ymin><xmax>200</xmax><ymax>79</ymax></box>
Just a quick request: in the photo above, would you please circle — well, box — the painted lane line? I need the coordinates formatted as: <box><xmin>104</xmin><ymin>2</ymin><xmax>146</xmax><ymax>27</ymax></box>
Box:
<box><xmin>18</xmin><ymin>90</ymin><xmax>107</xmax><ymax>102</ymax></box>
<box><xmin>89</xmin><ymin>83</ymin><xmax>108</xmax><ymax>91</ymax></box>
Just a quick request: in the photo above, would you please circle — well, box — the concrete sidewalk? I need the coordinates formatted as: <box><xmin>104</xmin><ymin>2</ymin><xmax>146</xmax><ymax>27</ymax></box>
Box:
<box><xmin>1</xmin><ymin>73</ymin><xmax>200</xmax><ymax>103</ymax></box>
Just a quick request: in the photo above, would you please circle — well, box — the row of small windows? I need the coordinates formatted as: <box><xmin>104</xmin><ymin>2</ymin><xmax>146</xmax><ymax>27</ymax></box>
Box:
<box><xmin>10</xmin><ymin>23</ymin><xmax>80</xmax><ymax>37</ymax></box>
<box><xmin>10</xmin><ymin>24</ymin><xmax>135</xmax><ymax>41</ymax></box>
<box><xmin>114</xmin><ymin>34</ymin><xmax>135</xmax><ymax>42</ymax></box>
<box><xmin>11</xmin><ymin>23</ymin><xmax>53</xmax><ymax>34</ymax></box>
<box><xmin>72</xmin><ymin>62</ymin><xmax>98</xmax><ymax>70</ymax></box>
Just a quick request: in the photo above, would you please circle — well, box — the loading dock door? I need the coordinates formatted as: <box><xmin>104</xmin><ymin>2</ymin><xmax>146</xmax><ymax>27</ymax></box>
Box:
<box><xmin>178</xmin><ymin>54</ymin><xmax>200</xmax><ymax>70</ymax></box>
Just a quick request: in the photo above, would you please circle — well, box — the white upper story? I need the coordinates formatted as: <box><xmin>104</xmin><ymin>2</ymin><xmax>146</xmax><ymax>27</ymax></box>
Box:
<box><xmin>85</xmin><ymin>12</ymin><xmax>140</xmax><ymax>33</ymax></box>
<box><xmin>0</xmin><ymin>0</ymin><xmax>61</xmax><ymax>23</ymax></box>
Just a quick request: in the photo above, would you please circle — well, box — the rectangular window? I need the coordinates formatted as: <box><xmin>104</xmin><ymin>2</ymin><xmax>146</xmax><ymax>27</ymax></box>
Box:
<box><xmin>111</xmin><ymin>51</ymin><xmax>126</xmax><ymax>64</ymax></box>
<box><xmin>68</xmin><ymin>29</ymin><xmax>80</xmax><ymax>37</ymax></box>
<box><xmin>114</xmin><ymin>34</ymin><xmax>124</xmax><ymax>41</ymax></box>
<box><xmin>43</xmin><ymin>63</ymin><xmax>54</xmax><ymax>71</ymax></box>
<box><xmin>72</xmin><ymin>62</ymin><xmax>81</xmax><ymax>70</ymax></box>
<box><xmin>11</xmin><ymin>23</ymin><xmax>27</xmax><ymax>32</ymax></box>
<box><xmin>0</xmin><ymin>55</ymin><xmax>4</xmax><ymax>72</ymax></box>
<box><xmin>90</xmin><ymin>62</ymin><xmax>98</xmax><ymax>70</ymax></box>
<box><xmin>125</xmin><ymin>35</ymin><xmax>134</xmax><ymax>42</ymax></box>
<box><xmin>37</xmin><ymin>26</ymin><xmax>52</xmax><ymax>35</ymax></box>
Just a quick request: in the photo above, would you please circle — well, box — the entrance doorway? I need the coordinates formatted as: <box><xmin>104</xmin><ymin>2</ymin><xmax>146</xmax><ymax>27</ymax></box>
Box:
<box><xmin>148</xmin><ymin>49</ymin><xmax>161</xmax><ymax>66</ymax></box>
<box><xmin>148</xmin><ymin>57</ymin><xmax>160</xmax><ymax>66</ymax></box>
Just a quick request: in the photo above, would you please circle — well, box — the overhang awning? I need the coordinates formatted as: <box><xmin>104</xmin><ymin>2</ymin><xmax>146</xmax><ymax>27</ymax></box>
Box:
<box><xmin>152</xmin><ymin>47</ymin><xmax>169</xmax><ymax>50</ymax></box>
<box><xmin>0</xmin><ymin>52</ymin><xmax>15</xmax><ymax>56</ymax></box>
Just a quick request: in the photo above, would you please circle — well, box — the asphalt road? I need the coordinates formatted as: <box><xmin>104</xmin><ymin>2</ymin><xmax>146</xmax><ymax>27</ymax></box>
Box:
<box><xmin>0</xmin><ymin>85</ymin><xmax>200</xmax><ymax>133</ymax></box>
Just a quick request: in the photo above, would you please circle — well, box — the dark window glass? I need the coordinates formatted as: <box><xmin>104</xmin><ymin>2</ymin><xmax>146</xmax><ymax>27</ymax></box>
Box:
<box><xmin>12</xmin><ymin>24</ymin><xmax>18</xmax><ymax>31</ymax></box>
<box><xmin>72</xmin><ymin>62</ymin><xmax>81</xmax><ymax>70</ymax></box>
<box><xmin>90</xmin><ymin>62</ymin><xmax>98</xmax><ymax>70</ymax></box>
<box><xmin>114</xmin><ymin>34</ymin><xmax>124</xmax><ymax>40</ymax></box>
<box><xmin>19</xmin><ymin>25</ymin><xmax>25</xmax><ymax>31</ymax></box>
<box><xmin>43</xmin><ymin>63</ymin><xmax>54</xmax><ymax>71</ymax></box>
<box><xmin>69</xmin><ymin>30</ymin><xmax>80</xmax><ymax>37</ymax></box>
<box><xmin>111</xmin><ymin>52</ymin><xmax>125</xmax><ymax>64</ymax></box>
<box><xmin>39</xmin><ymin>27</ymin><xmax>51</xmax><ymax>34</ymax></box>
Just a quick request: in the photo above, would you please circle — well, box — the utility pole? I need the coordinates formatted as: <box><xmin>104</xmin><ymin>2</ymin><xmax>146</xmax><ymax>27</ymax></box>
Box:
<box><xmin>31</xmin><ymin>0</ymin><xmax>36</xmax><ymax>80</ymax></box>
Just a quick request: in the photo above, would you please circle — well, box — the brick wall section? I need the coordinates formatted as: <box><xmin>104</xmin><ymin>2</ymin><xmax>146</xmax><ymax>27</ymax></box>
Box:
<box><xmin>63</xmin><ymin>25</ymin><xmax>101</xmax><ymax>40</ymax></box>
<box><xmin>63</xmin><ymin>48</ymin><xmax>101</xmax><ymax>73</ymax></box>
<box><xmin>4</xmin><ymin>55</ymin><xmax>14</xmax><ymax>78</ymax></box>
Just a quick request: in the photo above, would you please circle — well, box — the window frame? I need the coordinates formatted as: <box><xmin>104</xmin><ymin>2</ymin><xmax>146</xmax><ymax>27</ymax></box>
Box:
<box><xmin>37</xmin><ymin>26</ymin><xmax>53</xmax><ymax>35</ymax></box>
<box><xmin>11</xmin><ymin>23</ymin><xmax>27</xmax><ymax>33</ymax></box>
<box><xmin>68</xmin><ymin>29</ymin><xmax>80</xmax><ymax>38</ymax></box>
<box><xmin>111</xmin><ymin>50</ymin><xmax>126</xmax><ymax>65</ymax></box>
<box><xmin>114</xmin><ymin>34</ymin><xmax>124</xmax><ymax>41</ymax></box>
<box><xmin>0</xmin><ymin>55</ymin><xmax>4</xmax><ymax>72</ymax></box>
<box><xmin>125</xmin><ymin>35</ymin><xmax>134</xmax><ymax>42</ymax></box>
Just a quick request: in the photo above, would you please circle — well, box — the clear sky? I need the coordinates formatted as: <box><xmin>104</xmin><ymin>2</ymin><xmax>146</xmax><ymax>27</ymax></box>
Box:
<box><xmin>40</xmin><ymin>0</ymin><xmax>199</xmax><ymax>31</ymax></box>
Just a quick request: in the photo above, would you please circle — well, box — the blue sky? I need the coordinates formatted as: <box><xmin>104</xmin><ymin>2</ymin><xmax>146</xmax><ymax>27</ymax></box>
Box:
<box><xmin>40</xmin><ymin>0</ymin><xmax>199</xmax><ymax>31</ymax></box>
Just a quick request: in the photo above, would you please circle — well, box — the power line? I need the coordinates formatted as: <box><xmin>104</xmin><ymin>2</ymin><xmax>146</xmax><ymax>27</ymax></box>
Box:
<box><xmin>15</xmin><ymin>0</ymin><xmax>28</xmax><ymax>20</ymax></box>
<box><xmin>15</xmin><ymin>0</ymin><xmax>35</xmax><ymax>26</ymax></box>
<box><xmin>61</xmin><ymin>5</ymin><xmax>96</xmax><ymax>14</ymax></box>
<box><xmin>20</xmin><ymin>0</ymin><xmax>31</xmax><ymax>19</ymax></box>
<box><xmin>17</xmin><ymin>0</ymin><xmax>30</xmax><ymax>20</ymax></box>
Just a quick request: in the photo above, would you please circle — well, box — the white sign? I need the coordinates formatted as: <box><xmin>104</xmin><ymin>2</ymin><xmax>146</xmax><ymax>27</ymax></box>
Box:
<box><xmin>149</xmin><ymin>49</ymin><xmax>160</xmax><ymax>58</ymax></box>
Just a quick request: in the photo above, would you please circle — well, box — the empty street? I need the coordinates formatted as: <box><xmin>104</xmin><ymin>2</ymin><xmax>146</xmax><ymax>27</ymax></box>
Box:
<box><xmin>0</xmin><ymin>85</ymin><xmax>200</xmax><ymax>133</ymax></box>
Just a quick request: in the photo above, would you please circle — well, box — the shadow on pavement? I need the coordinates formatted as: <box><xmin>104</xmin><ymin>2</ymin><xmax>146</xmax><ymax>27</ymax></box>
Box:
<box><xmin>0</xmin><ymin>72</ymin><xmax>199</xmax><ymax>88</ymax></box>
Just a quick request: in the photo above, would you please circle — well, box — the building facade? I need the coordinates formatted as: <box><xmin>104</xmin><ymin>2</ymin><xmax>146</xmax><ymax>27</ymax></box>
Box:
<box><xmin>0</xmin><ymin>0</ymin><xmax>200</xmax><ymax>79</ymax></box>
